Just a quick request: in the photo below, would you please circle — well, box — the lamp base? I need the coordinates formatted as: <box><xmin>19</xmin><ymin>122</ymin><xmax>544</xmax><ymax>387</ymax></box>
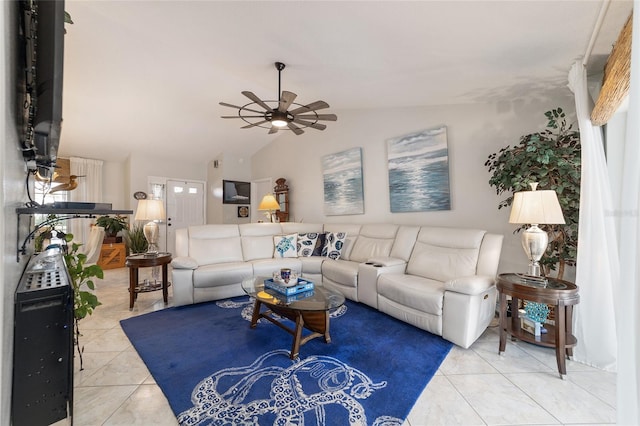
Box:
<box><xmin>143</xmin><ymin>221</ymin><xmax>160</xmax><ymax>254</ymax></box>
<box><xmin>521</xmin><ymin>224</ymin><xmax>548</xmax><ymax>277</ymax></box>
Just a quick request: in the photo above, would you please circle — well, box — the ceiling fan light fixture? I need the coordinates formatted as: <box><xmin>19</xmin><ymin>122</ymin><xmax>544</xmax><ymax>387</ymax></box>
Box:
<box><xmin>220</xmin><ymin>61</ymin><xmax>337</xmax><ymax>134</ymax></box>
<box><xmin>271</xmin><ymin>119</ymin><xmax>288</xmax><ymax>128</ymax></box>
<box><xmin>270</xmin><ymin>110</ymin><xmax>289</xmax><ymax>127</ymax></box>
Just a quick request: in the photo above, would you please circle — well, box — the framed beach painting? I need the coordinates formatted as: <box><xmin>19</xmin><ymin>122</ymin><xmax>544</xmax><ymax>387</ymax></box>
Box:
<box><xmin>322</xmin><ymin>147</ymin><xmax>364</xmax><ymax>215</ymax></box>
<box><xmin>387</xmin><ymin>126</ymin><xmax>451</xmax><ymax>212</ymax></box>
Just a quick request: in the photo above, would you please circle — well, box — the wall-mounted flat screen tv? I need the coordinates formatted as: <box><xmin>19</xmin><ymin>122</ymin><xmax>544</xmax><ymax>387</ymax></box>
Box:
<box><xmin>223</xmin><ymin>180</ymin><xmax>251</xmax><ymax>204</ymax></box>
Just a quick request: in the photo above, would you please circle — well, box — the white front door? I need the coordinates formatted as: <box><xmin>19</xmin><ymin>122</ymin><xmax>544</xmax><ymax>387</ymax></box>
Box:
<box><xmin>166</xmin><ymin>179</ymin><xmax>205</xmax><ymax>254</ymax></box>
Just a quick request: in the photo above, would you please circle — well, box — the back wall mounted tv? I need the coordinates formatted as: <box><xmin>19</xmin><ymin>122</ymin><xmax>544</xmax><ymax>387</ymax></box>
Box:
<box><xmin>223</xmin><ymin>180</ymin><xmax>251</xmax><ymax>204</ymax></box>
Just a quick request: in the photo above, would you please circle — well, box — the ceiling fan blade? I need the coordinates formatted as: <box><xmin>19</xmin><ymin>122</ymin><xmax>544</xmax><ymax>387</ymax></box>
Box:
<box><xmin>242</xmin><ymin>91</ymin><xmax>272</xmax><ymax>111</ymax></box>
<box><xmin>287</xmin><ymin>122</ymin><xmax>305</xmax><ymax>135</ymax></box>
<box><xmin>292</xmin><ymin>118</ymin><xmax>327</xmax><ymax>131</ymax></box>
<box><xmin>219</xmin><ymin>102</ymin><xmax>265</xmax><ymax>115</ymax></box>
<box><xmin>278</xmin><ymin>91</ymin><xmax>297</xmax><ymax>113</ymax></box>
<box><xmin>268</xmin><ymin>126</ymin><xmax>279</xmax><ymax>134</ymax></box>
<box><xmin>289</xmin><ymin>100</ymin><xmax>330</xmax><ymax>115</ymax></box>
<box><xmin>221</xmin><ymin>115</ymin><xmax>264</xmax><ymax>119</ymax></box>
<box><xmin>296</xmin><ymin>113</ymin><xmax>338</xmax><ymax>121</ymax></box>
<box><xmin>241</xmin><ymin>120</ymin><xmax>269</xmax><ymax>129</ymax></box>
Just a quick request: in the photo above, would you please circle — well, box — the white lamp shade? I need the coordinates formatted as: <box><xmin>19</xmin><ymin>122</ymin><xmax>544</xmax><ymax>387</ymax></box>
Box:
<box><xmin>509</xmin><ymin>189</ymin><xmax>565</xmax><ymax>225</ymax></box>
<box><xmin>258</xmin><ymin>194</ymin><xmax>280</xmax><ymax>211</ymax></box>
<box><xmin>135</xmin><ymin>199</ymin><xmax>166</xmax><ymax>221</ymax></box>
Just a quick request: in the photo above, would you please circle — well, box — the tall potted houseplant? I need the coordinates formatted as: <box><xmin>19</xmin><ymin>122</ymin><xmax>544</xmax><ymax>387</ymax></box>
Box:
<box><xmin>484</xmin><ymin>108</ymin><xmax>581</xmax><ymax>279</ymax></box>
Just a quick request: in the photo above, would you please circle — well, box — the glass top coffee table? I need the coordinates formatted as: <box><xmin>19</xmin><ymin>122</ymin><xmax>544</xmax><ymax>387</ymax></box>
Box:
<box><xmin>242</xmin><ymin>276</ymin><xmax>345</xmax><ymax>359</ymax></box>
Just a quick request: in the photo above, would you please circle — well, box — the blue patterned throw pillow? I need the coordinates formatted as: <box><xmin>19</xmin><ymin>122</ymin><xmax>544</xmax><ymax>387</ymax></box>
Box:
<box><xmin>273</xmin><ymin>234</ymin><xmax>298</xmax><ymax>258</ymax></box>
<box><xmin>323</xmin><ymin>232</ymin><xmax>347</xmax><ymax>260</ymax></box>
<box><xmin>311</xmin><ymin>233</ymin><xmax>327</xmax><ymax>256</ymax></box>
<box><xmin>297</xmin><ymin>233</ymin><xmax>319</xmax><ymax>257</ymax></box>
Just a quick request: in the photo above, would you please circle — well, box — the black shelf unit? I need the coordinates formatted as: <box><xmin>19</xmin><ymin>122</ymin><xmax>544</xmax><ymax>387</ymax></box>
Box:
<box><xmin>16</xmin><ymin>207</ymin><xmax>133</xmax><ymax>261</ymax></box>
<box><xmin>12</xmin><ymin>250</ymin><xmax>74</xmax><ymax>425</ymax></box>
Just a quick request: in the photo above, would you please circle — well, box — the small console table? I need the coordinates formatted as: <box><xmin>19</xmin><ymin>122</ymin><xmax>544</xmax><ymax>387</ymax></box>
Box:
<box><xmin>125</xmin><ymin>253</ymin><xmax>172</xmax><ymax>310</ymax></box>
<box><xmin>497</xmin><ymin>273</ymin><xmax>580</xmax><ymax>379</ymax></box>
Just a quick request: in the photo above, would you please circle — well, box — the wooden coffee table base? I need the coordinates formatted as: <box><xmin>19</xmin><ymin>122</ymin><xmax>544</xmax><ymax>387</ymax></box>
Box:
<box><xmin>250</xmin><ymin>300</ymin><xmax>331</xmax><ymax>360</ymax></box>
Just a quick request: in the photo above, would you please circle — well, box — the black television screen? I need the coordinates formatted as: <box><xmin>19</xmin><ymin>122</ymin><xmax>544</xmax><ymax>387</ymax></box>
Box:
<box><xmin>20</xmin><ymin>0</ymin><xmax>65</xmax><ymax>168</ymax></box>
<box><xmin>223</xmin><ymin>180</ymin><xmax>251</xmax><ymax>204</ymax></box>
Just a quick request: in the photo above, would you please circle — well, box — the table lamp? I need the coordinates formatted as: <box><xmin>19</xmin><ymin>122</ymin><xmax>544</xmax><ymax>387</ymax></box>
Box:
<box><xmin>509</xmin><ymin>182</ymin><xmax>565</xmax><ymax>276</ymax></box>
<box><xmin>258</xmin><ymin>194</ymin><xmax>280</xmax><ymax>223</ymax></box>
<box><xmin>134</xmin><ymin>199</ymin><xmax>166</xmax><ymax>254</ymax></box>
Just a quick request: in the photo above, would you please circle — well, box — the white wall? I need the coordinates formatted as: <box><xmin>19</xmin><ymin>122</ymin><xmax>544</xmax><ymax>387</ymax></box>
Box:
<box><xmin>121</xmin><ymin>152</ymin><xmax>208</xmax><ymax>210</ymax></box>
<box><xmin>102</xmin><ymin>159</ymin><xmax>127</xmax><ymax>209</ymax></box>
<box><xmin>206</xmin><ymin>152</ymin><xmax>252</xmax><ymax>224</ymax></box>
<box><xmin>1</xmin><ymin>2</ymin><xmax>31</xmax><ymax>422</ymax></box>
<box><xmin>252</xmin><ymin>94</ymin><xmax>576</xmax><ymax>273</ymax></box>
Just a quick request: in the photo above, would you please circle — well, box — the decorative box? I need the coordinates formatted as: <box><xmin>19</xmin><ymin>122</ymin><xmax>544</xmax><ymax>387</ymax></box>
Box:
<box><xmin>521</xmin><ymin>316</ymin><xmax>542</xmax><ymax>337</ymax></box>
<box><xmin>264</xmin><ymin>278</ymin><xmax>314</xmax><ymax>296</ymax></box>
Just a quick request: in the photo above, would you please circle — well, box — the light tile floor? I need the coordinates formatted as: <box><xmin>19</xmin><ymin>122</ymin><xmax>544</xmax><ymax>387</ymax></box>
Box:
<box><xmin>55</xmin><ymin>267</ymin><xmax>616</xmax><ymax>425</ymax></box>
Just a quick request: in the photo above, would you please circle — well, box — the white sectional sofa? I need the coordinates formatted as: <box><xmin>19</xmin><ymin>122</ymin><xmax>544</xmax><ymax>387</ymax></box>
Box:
<box><xmin>171</xmin><ymin>222</ymin><xmax>503</xmax><ymax>348</ymax></box>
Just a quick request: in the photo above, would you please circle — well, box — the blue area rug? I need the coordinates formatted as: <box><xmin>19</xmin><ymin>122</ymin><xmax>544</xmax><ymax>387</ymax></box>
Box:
<box><xmin>120</xmin><ymin>297</ymin><xmax>452</xmax><ymax>425</ymax></box>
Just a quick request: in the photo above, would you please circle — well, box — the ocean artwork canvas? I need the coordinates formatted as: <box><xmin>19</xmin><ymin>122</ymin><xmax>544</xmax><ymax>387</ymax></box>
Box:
<box><xmin>322</xmin><ymin>147</ymin><xmax>364</xmax><ymax>215</ymax></box>
<box><xmin>387</xmin><ymin>127</ymin><xmax>451</xmax><ymax>212</ymax></box>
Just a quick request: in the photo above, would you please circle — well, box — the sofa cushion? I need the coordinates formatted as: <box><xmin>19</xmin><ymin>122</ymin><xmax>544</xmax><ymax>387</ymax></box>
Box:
<box><xmin>297</xmin><ymin>233</ymin><xmax>319</xmax><ymax>257</ymax></box>
<box><xmin>193</xmin><ymin>262</ymin><xmax>253</xmax><ymax>288</ymax></box>
<box><xmin>273</xmin><ymin>234</ymin><xmax>298</xmax><ymax>258</ymax></box>
<box><xmin>239</xmin><ymin>223</ymin><xmax>282</xmax><ymax>261</ymax></box>
<box><xmin>323</xmin><ymin>232</ymin><xmax>347</xmax><ymax>260</ymax></box>
<box><xmin>349</xmin><ymin>235</ymin><xmax>394</xmax><ymax>263</ymax></box>
<box><xmin>251</xmin><ymin>258</ymin><xmax>302</xmax><ymax>277</ymax></box>
<box><xmin>190</xmin><ymin>236</ymin><xmax>243</xmax><ymax>266</ymax></box>
<box><xmin>406</xmin><ymin>227</ymin><xmax>486</xmax><ymax>282</ymax></box>
<box><xmin>349</xmin><ymin>224</ymin><xmax>398</xmax><ymax>263</ymax></box>
<box><xmin>321</xmin><ymin>259</ymin><xmax>359</xmax><ymax>288</ymax></box>
<box><xmin>299</xmin><ymin>256</ymin><xmax>324</xmax><ymax>275</ymax></box>
<box><xmin>378</xmin><ymin>273</ymin><xmax>445</xmax><ymax>316</ymax></box>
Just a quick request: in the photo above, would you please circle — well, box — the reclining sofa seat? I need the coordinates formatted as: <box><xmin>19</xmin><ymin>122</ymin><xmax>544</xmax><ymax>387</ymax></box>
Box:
<box><xmin>377</xmin><ymin>227</ymin><xmax>503</xmax><ymax>348</ymax></box>
<box><xmin>172</xmin><ymin>224</ymin><xmax>251</xmax><ymax>305</ymax></box>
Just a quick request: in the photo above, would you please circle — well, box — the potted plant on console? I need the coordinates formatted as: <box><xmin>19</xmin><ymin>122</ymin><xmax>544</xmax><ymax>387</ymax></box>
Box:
<box><xmin>95</xmin><ymin>215</ymin><xmax>128</xmax><ymax>243</ymax></box>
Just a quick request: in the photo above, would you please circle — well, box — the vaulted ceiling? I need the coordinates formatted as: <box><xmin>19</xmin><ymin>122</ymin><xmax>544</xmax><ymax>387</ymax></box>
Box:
<box><xmin>59</xmin><ymin>0</ymin><xmax>633</xmax><ymax>164</ymax></box>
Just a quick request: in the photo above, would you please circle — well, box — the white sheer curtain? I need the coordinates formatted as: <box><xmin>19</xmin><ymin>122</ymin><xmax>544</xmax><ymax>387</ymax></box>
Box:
<box><xmin>69</xmin><ymin>157</ymin><xmax>103</xmax><ymax>245</ymax></box>
<box><xmin>567</xmin><ymin>62</ymin><xmax>618</xmax><ymax>370</ymax></box>
<box><xmin>616</xmin><ymin>4</ymin><xmax>640</xmax><ymax>423</ymax></box>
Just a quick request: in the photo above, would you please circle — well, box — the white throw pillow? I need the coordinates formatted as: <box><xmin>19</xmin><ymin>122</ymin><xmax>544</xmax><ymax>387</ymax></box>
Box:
<box><xmin>323</xmin><ymin>232</ymin><xmax>347</xmax><ymax>260</ymax></box>
<box><xmin>297</xmin><ymin>233</ymin><xmax>320</xmax><ymax>257</ymax></box>
<box><xmin>273</xmin><ymin>234</ymin><xmax>298</xmax><ymax>258</ymax></box>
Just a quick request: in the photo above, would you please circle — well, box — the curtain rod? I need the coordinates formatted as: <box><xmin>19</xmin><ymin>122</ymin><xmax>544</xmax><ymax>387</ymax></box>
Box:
<box><xmin>583</xmin><ymin>0</ymin><xmax>612</xmax><ymax>67</ymax></box>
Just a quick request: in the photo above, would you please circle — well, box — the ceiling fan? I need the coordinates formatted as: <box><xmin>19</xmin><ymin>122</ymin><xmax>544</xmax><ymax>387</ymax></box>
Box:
<box><xmin>220</xmin><ymin>62</ymin><xmax>337</xmax><ymax>135</ymax></box>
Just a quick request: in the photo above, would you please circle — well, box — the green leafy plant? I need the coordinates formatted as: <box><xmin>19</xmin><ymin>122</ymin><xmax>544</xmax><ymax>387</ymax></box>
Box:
<box><xmin>484</xmin><ymin>107</ymin><xmax>581</xmax><ymax>279</ymax></box>
<box><xmin>95</xmin><ymin>215</ymin><xmax>128</xmax><ymax>238</ymax></box>
<box><xmin>63</xmin><ymin>234</ymin><xmax>103</xmax><ymax>370</ymax></box>
<box><xmin>124</xmin><ymin>223</ymin><xmax>148</xmax><ymax>254</ymax></box>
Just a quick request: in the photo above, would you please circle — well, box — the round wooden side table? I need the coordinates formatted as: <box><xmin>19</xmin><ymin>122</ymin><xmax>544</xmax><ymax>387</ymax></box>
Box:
<box><xmin>497</xmin><ymin>273</ymin><xmax>579</xmax><ymax>379</ymax></box>
<box><xmin>125</xmin><ymin>253</ymin><xmax>172</xmax><ymax>310</ymax></box>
